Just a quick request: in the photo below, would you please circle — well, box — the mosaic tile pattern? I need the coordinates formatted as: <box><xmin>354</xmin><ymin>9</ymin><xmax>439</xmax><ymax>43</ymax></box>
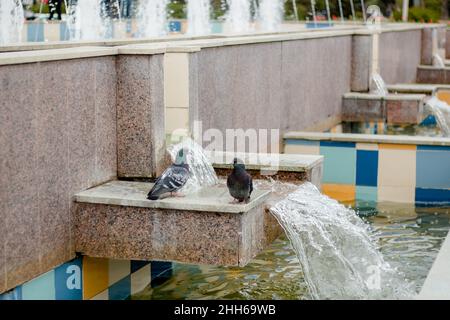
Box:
<box><xmin>285</xmin><ymin>139</ymin><xmax>450</xmax><ymax>204</ymax></box>
<box><xmin>0</xmin><ymin>257</ymin><xmax>169</xmax><ymax>300</ymax></box>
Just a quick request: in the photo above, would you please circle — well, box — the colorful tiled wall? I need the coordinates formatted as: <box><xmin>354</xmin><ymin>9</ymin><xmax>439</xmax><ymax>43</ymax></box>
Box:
<box><xmin>285</xmin><ymin>139</ymin><xmax>450</xmax><ymax>204</ymax></box>
<box><xmin>0</xmin><ymin>257</ymin><xmax>172</xmax><ymax>300</ymax></box>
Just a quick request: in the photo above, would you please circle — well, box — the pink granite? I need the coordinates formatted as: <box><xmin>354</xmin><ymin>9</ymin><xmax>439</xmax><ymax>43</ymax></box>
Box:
<box><xmin>386</xmin><ymin>99</ymin><xmax>424</xmax><ymax>124</ymax></box>
<box><xmin>74</xmin><ymin>202</ymin><xmax>276</xmax><ymax>267</ymax></box>
<box><xmin>342</xmin><ymin>96</ymin><xmax>385</xmax><ymax>121</ymax></box>
<box><xmin>0</xmin><ymin>57</ymin><xmax>117</xmax><ymax>293</ymax></box>
<box><xmin>417</xmin><ymin>67</ymin><xmax>448</xmax><ymax>84</ymax></box>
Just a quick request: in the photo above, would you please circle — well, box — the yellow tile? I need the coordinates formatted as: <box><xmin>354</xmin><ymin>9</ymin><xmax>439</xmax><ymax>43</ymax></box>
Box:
<box><xmin>436</xmin><ymin>90</ymin><xmax>450</xmax><ymax>105</ymax></box>
<box><xmin>165</xmin><ymin>107</ymin><xmax>189</xmax><ymax>134</ymax></box>
<box><xmin>131</xmin><ymin>265</ymin><xmax>151</xmax><ymax>295</ymax></box>
<box><xmin>108</xmin><ymin>260</ymin><xmax>130</xmax><ymax>286</ymax></box>
<box><xmin>83</xmin><ymin>257</ymin><xmax>109</xmax><ymax>300</ymax></box>
<box><xmin>91</xmin><ymin>289</ymin><xmax>109</xmax><ymax>300</ymax></box>
<box><xmin>322</xmin><ymin>184</ymin><xmax>356</xmax><ymax>204</ymax></box>
<box><xmin>284</xmin><ymin>144</ymin><xmax>320</xmax><ymax>155</ymax></box>
<box><xmin>378</xmin><ymin>146</ymin><xmax>416</xmax><ymax>188</ymax></box>
<box><xmin>356</xmin><ymin>143</ymin><xmax>379</xmax><ymax>150</ymax></box>
<box><xmin>164</xmin><ymin>53</ymin><xmax>190</xmax><ymax>109</ymax></box>
<box><xmin>379</xmin><ymin>144</ymin><xmax>416</xmax><ymax>151</ymax></box>
<box><xmin>378</xmin><ymin>186</ymin><xmax>415</xmax><ymax>203</ymax></box>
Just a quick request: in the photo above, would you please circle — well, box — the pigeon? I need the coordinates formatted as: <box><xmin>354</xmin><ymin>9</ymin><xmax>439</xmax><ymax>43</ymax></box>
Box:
<box><xmin>227</xmin><ymin>158</ymin><xmax>253</xmax><ymax>203</ymax></box>
<box><xmin>147</xmin><ymin>148</ymin><xmax>190</xmax><ymax>200</ymax></box>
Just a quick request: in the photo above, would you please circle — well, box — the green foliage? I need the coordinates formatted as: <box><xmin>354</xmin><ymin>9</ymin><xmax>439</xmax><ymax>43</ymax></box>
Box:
<box><xmin>408</xmin><ymin>6</ymin><xmax>441</xmax><ymax>22</ymax></box>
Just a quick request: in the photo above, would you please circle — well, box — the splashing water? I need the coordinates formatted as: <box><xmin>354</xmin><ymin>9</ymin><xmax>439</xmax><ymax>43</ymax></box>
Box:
<box><xmin>226</xmin><ymin>0</ymin><xmax>252</xmax><ymax>33</ymax></box>
<box><xmin>68</xmin><ymin>0</ymin><xmax>106</xmax><ymax>40</ymax></box>
<box><xmin>0</xmin><ymin>0</ymin><xmax>24</xmax><ymax>45</ymax></box>
<box><xmin>424</xmin><ymin>96</ymin><xmax>450</xmax><ymax>137</ymax></box>
<box><xmin>137</xmin><ymin>0</ymin><xmax>168</xmax><ymax>38</ymax></box>
<box><xmin>167</xmin><ymin>138</ymin><xmax>219</xmax><ymax>194</ymax></box>
<box><xmin>270</xmin><ymin>182</ymin><xmax>414</xmax><ymax>299</ymax></box>
<box><xmin>187</xmin><ymin>0</ymin><xmax>211</xmax><ymax>36</ymax></box>
<box><xmin>432</xmin><ymin>54</ymin><xmax>445</xmax><ymax>68</ymax></box>
<box><xmin>370</xmin><ymin>73</ymin><xmax>388</xmax><ymax>97</ymax></box>
<box><xmin>258</xmin><ymin>0</ymin><xmax>283</xmax><ymax>32</ymax></box>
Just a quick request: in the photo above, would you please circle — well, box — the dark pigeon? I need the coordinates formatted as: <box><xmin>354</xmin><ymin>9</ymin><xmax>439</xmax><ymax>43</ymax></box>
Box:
<box><xmin>227</xmin><ymin>158</ymin><xmax>253</xmax><ymax>203</ymax></box>
<box><xmin>147</xmin><ymin>148</ymin><xmax>190</xmax><ymax>200</ymax></box>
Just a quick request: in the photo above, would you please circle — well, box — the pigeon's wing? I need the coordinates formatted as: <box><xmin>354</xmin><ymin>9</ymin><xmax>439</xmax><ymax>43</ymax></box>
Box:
<box><xmin>248</xmin><ymin>174</ymin><xmax>253</xmax><ymax>197</ymax></box>
<box><xmin>147</xmin><ymin>165</ymin><xmax>189</xmax><ymax>199</ymax></box>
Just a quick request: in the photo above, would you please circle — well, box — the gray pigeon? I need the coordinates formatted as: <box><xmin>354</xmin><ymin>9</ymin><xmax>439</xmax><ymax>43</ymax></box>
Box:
<box><xmin>227</xmin><ymin>158</ymin><xmax>253</xmax><ymax>203</ymax></box>
<box><xmin>147</xmin><ymin>148</ymin><xmax>190</xmax><ymax>200</ymax></box>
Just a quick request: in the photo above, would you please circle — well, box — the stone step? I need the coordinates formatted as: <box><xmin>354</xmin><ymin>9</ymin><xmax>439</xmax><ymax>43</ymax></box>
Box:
<box><xmin>74</xmin><ymin>180</ymin><xmax>280</xmax><ymax>267</ymax></box>
<box><xmin>387</xmin><ymin>83</ymin><xmax>450</xmax><ymax>95</ymax></box>
<box><xmin>342</xmin><ymin>92</ymin><xmax>426</xmax><ymax>124</ymax></box>
<box><xmin>206</xmin><ymin>151</ymin><xmax>323</xmax><ymax>189</ymax></box>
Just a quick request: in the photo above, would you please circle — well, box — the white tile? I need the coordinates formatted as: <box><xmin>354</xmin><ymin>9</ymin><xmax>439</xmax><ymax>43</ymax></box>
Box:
<box><xmin>131</xmin><ymin>265</ymin><xmax>151</xmax><ymax>295</ymax></box>
<box><xmin>165</xmin><ymin>107</ymin><xmax>189</xmax><ymax>134</ymax></box>
<box><xmin>164</xmin><ymin>53</ymin><xmax>190</xmax><ymax>109</ymax></box>
<box><xmin>378</xmin><ymin>147</ymin><xmax>416</xmax><ymax>188</ymax></box>
<box><xmin>378</xmin><ymin>186</ymin><xmax>415</xmax><ymax>203</ymax></box>
<box><xmin>284</xmin><ymin>144</ymin><xmax>320</xmax><ymax>155</ymax></box>
<box><xmin>108</xmin><ymin>259</ymin><xmax>130</xmax><ymax>286</ymax></box>
<box><xmin>91</xmin><ymin>289</ymin><xmax>109</xmax><ymax>300</ymax></box>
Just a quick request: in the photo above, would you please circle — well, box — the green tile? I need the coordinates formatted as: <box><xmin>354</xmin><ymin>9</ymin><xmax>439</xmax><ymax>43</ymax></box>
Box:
<box><xmin>320</xmin><ymin>146</ymin><xmax>356</xmax><ymax>184</ymax></box>
<box><xmin>22</xmin><ymin>270</ymin><xmax>55</xmax><ymax>300</ymax></box>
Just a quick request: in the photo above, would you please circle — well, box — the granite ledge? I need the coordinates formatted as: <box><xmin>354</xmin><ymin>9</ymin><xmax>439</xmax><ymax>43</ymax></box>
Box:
<box><xmin>205</xmin><ymin>151</ymin><xmax>323</xmax><ymax>172</ymax></box>
<box><xmin>284</xmin><ymin>131</ymin><xmax>450</xmax><ymax>146</ymax></box>
<box><xmin>343</xmin><ymin>92</ymin><xmax>426</xmax><ymax>101</ymax></box>
<box><xmin>74</xmin><ymin>180</ymin><xmax>270</xmax><ymax>214</ymax></box>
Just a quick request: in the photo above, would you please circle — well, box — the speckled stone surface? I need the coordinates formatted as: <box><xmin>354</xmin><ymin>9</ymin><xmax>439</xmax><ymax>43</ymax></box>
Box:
<box><xmin>447</xmin><ymin>29</ymin><xmax>450</xmax><ymax>60</ymax></box>
<box><xmin>74</xmin><ymin>182</ymin><xmax>275</xmax><ymax>266</ymax></box>
<box><xmin>342</xmin><ymin>95</ymin><xmax>385</xmax><ymax>121</ymax></box>
<box><xmin>417</xmin><ymin>66</ymin><xmax>449</xmax><ymax>84</ymax></box>
<box><xmin>117</xmin><ymin>55</ymin><xmax>166</xmax><ymax>178</ymax></box>
<box><xmin>421</xmin><ymin>28</ymin><xmax>433</xmax><ymax>65</ymax></box>
<box><xmin>351</xmin><ymin>35</ymin><xmax>372</xmax><ymax>92</ymax></box>
<box><xmin>0</xmin><ymin>57</ymin><xmax>117</xmax><ymax>293</ymax></box>
<box><xmin>386</xmin><ymin>98</ymin><xmax>424</xmax><ymax>124</ymax></box>
<box><xmin>379</xmin><ymin>30</ymin><xmax>421</xmax><ymax>84</ymax></box>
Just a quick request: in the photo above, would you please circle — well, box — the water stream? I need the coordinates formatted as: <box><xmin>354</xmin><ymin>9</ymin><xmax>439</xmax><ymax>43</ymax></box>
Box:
<box><xmin>270</xmin><ymin>182</ymin><xmax>414</xmax><ymax>299</ymax></box>
<box><xmin>259</xmin><ymin>0</ymin><xmax>283</xmax><ymax>32</ymax></box>
<box><xmin>137</xmin><ymin>0</ymin><xmax>169</xmax><ymax>37</ymax></box>
<box><xmin>0</xmin><ymin>0</ymin><xmax>24</xmax><ymax>45</ymax></box>
<box><xmin>68</xmin><ymin>0</ymin><xmax>106</xmax><ymax>40</ymax></box>
<box><xmin>226</xmin><ymin>0</ymin><xmax>252</xmax><ymax>33</ymax></box>
<box><xmin>370</xmin><ymin>73</ymin><xmax>388</xmax><ymax>97</ymax></box>
<box><xmin>187</xmin><ymin>0</ymin><xmax>211</xmax><ymax>36</ymax></box>
<box><xmin>424</xmin><ymin>96</ymin><xmax>450</xmax><ymax>137</ymax></box>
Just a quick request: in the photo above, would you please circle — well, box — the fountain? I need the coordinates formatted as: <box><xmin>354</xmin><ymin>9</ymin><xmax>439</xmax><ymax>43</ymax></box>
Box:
<box><xmin>167</xmin><ymin>138</ymin><xmax>219</xmax><ymax>195</ymax></box>
<box><xmin>68</xmin><ymin>0</ymin><xmax>106</xmax><ymax>41</ymax></box>
<box><xmin>424</xmin><ymin>96</ymin><xmax>450</xmax><ymax>137</ymax></box>
<box><xmin>259</xmin><ymin>0</ymin><xmax>283</xmax><ymax>32</ymax></box>
<box><xmin>270</xmin><ymin>182</ymin><xmax>414</xmax><ymax>299</ymax></box>
<box><xmin>0</xmin><ymin>0</ymin><xmax>24</xmax><ymax>45</ymax></box>
<box><xmin>432</xmin><ymin>53</ymin><xmax>446</xmax><ymax>68</ymax></box>
<box><xmin>137</xmin><ymin>0</ymin><xmax>169</xmax><ymax>38</ymax></box>
<box><xmin>226</xmin><ymin>0</ymin><xmax>252</xmax><ymax>33</ymax></box>
<box><xmin>371</xmin><ymin>73</ymin><xmax>388</xmax><ymax>97</ymax></box>
<box><xmin>187</xmin><ymin>0</ymin><xmax>211</xmax><ymax>36</ymax></box>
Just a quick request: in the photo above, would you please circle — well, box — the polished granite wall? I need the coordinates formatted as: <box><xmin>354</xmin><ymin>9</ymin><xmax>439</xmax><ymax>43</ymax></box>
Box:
<box><xmin>194</xmin><ymin>36</ymin><xmax>352</xmax><ymax>146</ymax></box>
<box><xmin>379</xmin><ymin>30</ymin><xmax>422</xmax><ymax>85</ymax></box>
<box><xmin>0</xmin><ymin>56</ymin><xmax>117</xmax><ymax>293</ymax></box>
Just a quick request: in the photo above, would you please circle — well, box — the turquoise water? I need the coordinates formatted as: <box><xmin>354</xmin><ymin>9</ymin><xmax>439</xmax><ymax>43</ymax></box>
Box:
<box><xmin>132</xmin><ymin>202</ymin><xmax>449</xmax><ymax>300</ymax></box>
<box><xmin>331</xmin><ymin>121</ymin><xmax>442</xmax><ymax>137</ymax></box>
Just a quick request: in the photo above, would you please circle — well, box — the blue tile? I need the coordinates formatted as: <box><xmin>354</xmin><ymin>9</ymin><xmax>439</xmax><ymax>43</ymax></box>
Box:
<box><xmin>320</xmin><ymin>146</ymin><xmax>356</xmax><ymax>184</ymax></box>
<box><xmin>108</xmin><ymin>275</ymin><xmax>131</xmax><ymax>300</ymax></box>
<box><xmin>0</xmin><ymin>286</ymin><xmax>22</xmax><ymax>300</ymax></box>
<box><xmin>415</xmin><ymin>188</ymin><xmax>450</xmax><ymax>204</ymax></box>
<box><xmin>27</xmin><ymin>23</ymin><xmax>44</xmax><ymax>42</ymax></box>
<box><xmin>22</xmin><ymin>270</ymin><xmax>55</xmax><ymax>300</ymax></box>
<box><xmin>131</xmin><ymin>260</ymin><xmax>150</xmax><ymax>274</ymax></box>
<box><xmin>417</xmin><ymin>145</ymin><xmax>450</xmax><ymax>151</ymax></box>
<box><xmin>285</xmin><ymin>139</ymin><xmax>319</xmax><ymax>146</ymax></box>
<box><xmin>356</xmin><ymin>150</ymin><xmax>378</xmax><ymax>187</ymax></box>
<box><xmin>320</xmin><ymin>141</ymin><xmax>356</xmax><ymax>148</ymax></box>
<box><xmin>151</xmin><ymin>261</ymin><xmax>173</xmax><ymax>288</ymax></box>
<box><xmin>55</xmin><ymin>257</ymin><xmax>83</xmax><ymax>300</ymax></box>
<box><xmin>416</xmin><ymin>149</ymin><xmax>450</xmax><ymax>189</ymax></box>
<box><xmin>356</xmin><ymin>186</ymin><xmax>378</xmax><ymax>202</ymax></box>
<box><xmin>59</xmin><ymin>22</ymin><xmax>70</xmax><ymax>41</ymax></box>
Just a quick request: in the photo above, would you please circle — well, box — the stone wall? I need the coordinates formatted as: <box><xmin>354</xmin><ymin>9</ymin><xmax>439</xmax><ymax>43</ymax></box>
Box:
<box><xmin>447</xmin><ymin>28</ymin><xmax>450</xmax><ymax>59</ymax></box>
<box><xmin>379</xmin><ymin>30</ymin><xmax>422</xmax><ymax>84</ymax></box>
<box><xmin>0</xmin><ymin>56</ymin><xmax>117</xmax><ymax>293</ymax></box>
<box><xmin>194</xmin><ymin>35</ymin><xmax>352</xmax><ymax>151</ymax></box>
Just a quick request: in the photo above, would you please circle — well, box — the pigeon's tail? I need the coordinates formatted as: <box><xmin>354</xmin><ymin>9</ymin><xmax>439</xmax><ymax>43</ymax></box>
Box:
<box><xmin>147</xmin><ymin>194</ymin><xmax>160</xmax><ymax>201</ymax></box>
<box><xmin>147</xmin><ymin>184</ymin><xmax>167</xmax><ymax>200</ymax></box>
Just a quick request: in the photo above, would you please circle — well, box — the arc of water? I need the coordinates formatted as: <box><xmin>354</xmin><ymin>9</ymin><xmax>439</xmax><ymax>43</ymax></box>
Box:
<box><xmin>310</xmin><ymin>0</ymin><xmax>317</xmax><ymax>27</ymax></box>
<box><xmin>324</xmin><ymin>0</ymin><xmax>331</xmax><ymax>24</ymax></box>
<box><xmin>292</xmin><ymin>0</ymin><xmax>299</xmax><ymax>21</ymax></box>
<box><xmin>350</xmin><ymin>0</ymin><xmax>356</xmax><ymax>22</ymax></box>
<box><xmin>338</xmin><ymin>0</ymin><xmax>344</xmax><ymax>22</ymax></box>
<box><xmin>361</xmin><ymin>0</ymin><xmax>367</xmax><ymax>21</ymax></box>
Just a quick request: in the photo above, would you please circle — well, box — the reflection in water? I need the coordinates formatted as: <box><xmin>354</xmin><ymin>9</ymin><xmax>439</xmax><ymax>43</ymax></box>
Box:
<box><xmin>331</xmin><ymin>121</ymin><xmax>443</xmax><ymax>137</ymax></box>
<box><xmin>132</xmin><ymin>202</ymin><xmax>449</xmax><ymax>300</ymax></box>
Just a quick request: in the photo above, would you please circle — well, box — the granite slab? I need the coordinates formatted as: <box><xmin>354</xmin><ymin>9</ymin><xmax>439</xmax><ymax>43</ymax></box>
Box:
<box><xmin>74</xmin><ymin>180</ymin><xmax>270</xmax><ymax>214</ymax></box>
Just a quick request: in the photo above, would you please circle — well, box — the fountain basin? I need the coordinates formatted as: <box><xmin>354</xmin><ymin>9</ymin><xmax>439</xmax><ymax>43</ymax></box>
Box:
<box><xmin>74</xmin><ymin>181</ymin><xmax>279</xmax><ymax>267</ymax></box>
<box><xmin>416</xmin><ymin>65</ymin><xmax>450</xmax><ymax>84</ymax></box>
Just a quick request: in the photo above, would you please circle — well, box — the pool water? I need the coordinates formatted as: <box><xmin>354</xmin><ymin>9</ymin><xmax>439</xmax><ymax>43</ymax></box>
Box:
<box><xmin>330</xmin><ymin>120</ymin><xmax>442</xmax><ymax>137</ymax></box>
<box><xmin>132</xmin><ymin>202</ymin><xmax>450</xmax><ymax>300</ymax></box>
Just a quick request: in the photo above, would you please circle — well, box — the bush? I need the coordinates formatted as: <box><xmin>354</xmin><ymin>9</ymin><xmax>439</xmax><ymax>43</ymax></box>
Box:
<box><xmin>408</xmin><ymin>7</ymin><xmax>440</xmax><ymax>23</ymax></box>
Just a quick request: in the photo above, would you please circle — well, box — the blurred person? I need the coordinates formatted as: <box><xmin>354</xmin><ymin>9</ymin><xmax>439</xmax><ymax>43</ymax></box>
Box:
<box><xmin>48</xmin><ymin>0</ymin><xmax>62</xmax><ymax>20</ymax></box>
